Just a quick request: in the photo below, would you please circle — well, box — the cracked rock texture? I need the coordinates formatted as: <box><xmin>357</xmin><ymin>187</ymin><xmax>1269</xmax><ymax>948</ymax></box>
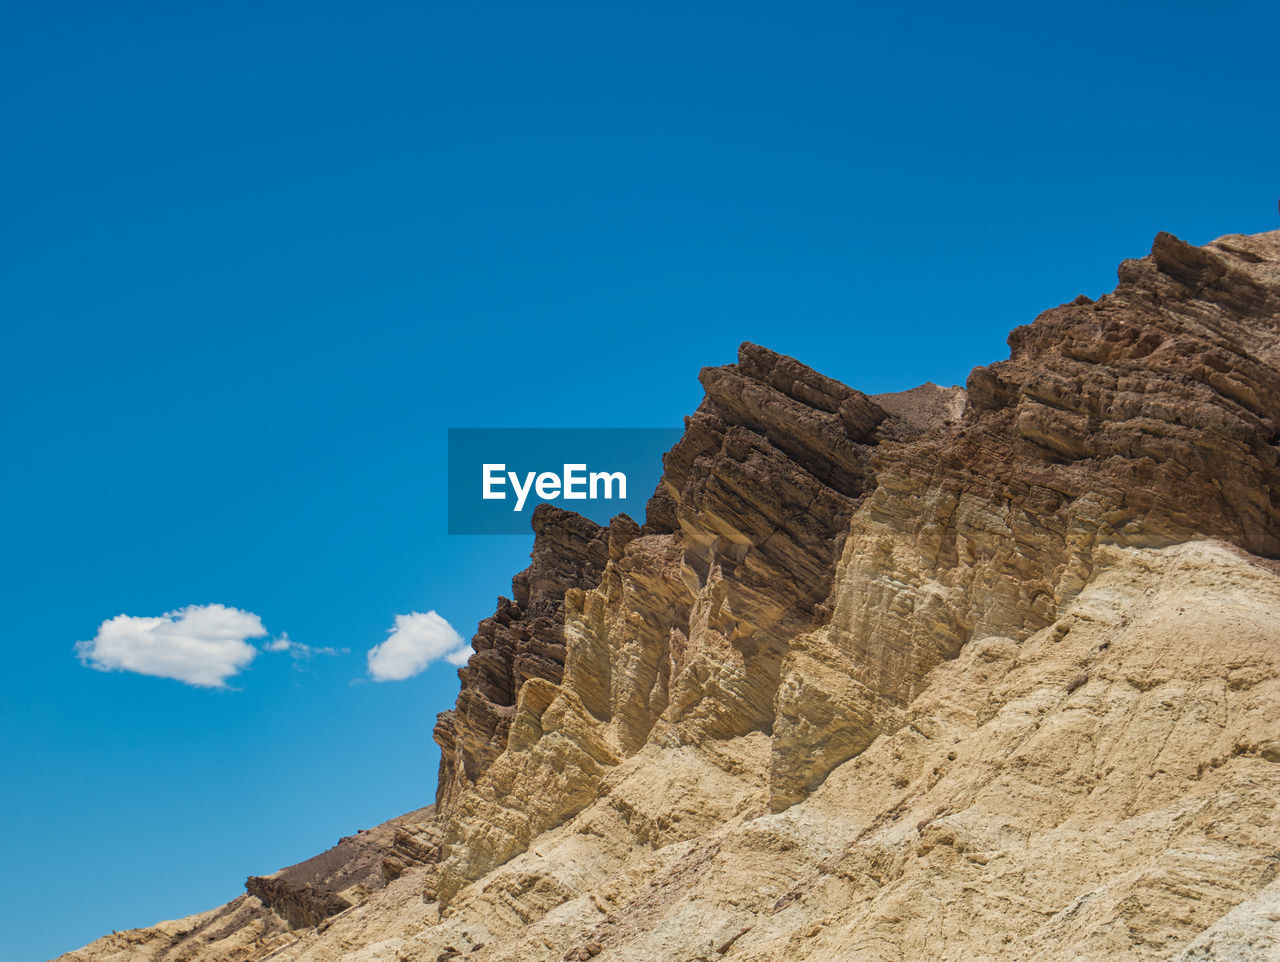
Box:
<box><xmin>58</xmin><ymin>230</ymin><xmax>1280</xmax><ymax>962</ymax></box>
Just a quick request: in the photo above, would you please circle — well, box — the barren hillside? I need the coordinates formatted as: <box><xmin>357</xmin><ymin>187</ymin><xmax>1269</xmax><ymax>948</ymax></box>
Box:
<box><xmin>60</xmin><ymin>230</ymin><xmax>1280</xmax><ymax>961</ymax></box>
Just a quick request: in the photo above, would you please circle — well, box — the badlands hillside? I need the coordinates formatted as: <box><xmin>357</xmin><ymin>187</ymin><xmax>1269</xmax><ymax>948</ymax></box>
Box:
<box><xmin>61</xmin><ymin>230</ymin><xmax>1280</xmax><ymax>961</ymax></box>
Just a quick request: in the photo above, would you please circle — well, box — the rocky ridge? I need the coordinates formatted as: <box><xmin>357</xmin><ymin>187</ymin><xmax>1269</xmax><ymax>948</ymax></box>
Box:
<box><xmin>58</xmin><ymin>229</ymin><xmax>1280</xmax><ymax>961</ymax></box>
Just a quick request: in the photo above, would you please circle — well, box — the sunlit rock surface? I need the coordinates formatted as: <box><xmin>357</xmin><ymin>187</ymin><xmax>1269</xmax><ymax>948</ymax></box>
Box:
<box><xmin>60</xmin><ymin>230</ymin><xmax>1280</xmax><ymax>962</ymax></box>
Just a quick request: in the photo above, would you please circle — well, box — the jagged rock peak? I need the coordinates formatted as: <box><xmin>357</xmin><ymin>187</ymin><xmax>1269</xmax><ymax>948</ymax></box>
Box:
<box><xmin>962</xmin><ymin>228</ymin><xmax>1280</xmax><ymax>557</ymax></box>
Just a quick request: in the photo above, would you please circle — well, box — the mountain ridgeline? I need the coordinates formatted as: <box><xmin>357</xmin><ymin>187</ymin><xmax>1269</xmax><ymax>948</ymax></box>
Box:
<box><xmin>62</xmin><ymin>230</ymin><xmax>1280</xmax><ymax>961</ymax></box>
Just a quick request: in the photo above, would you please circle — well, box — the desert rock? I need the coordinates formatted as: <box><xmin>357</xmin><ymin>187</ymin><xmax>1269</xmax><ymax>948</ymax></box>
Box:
<box><xmin>58</xmin><ymin>230</ymin><xmax>1280</xmax><ymax>962</ymax></box>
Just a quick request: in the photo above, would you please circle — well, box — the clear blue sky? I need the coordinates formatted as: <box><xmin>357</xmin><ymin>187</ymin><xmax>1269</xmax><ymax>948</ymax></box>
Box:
<box><xmin>1</xmin><ymin>1</ymin><xmax>1276</xmax><ymax>959</ymax></box>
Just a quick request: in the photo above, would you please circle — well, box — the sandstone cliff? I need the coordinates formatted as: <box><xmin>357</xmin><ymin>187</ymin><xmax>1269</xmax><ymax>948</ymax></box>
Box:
<box><xmin>59</xmin><ymin>230</ymin><xmax>1280</xmax><ymax>961</ymax></box>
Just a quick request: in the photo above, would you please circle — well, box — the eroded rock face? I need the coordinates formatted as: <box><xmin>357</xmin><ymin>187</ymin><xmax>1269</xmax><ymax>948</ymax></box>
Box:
<box><xmin>773</xmin><ymin>229</ymin><xmax>1280</xmax><ymax>807</ymax></box>
<box><xmin>434</xmin><ymin>506</ymin><xmax>609</xmax><ymax>812</ymax></box>
<box><xmin>434</xmin><ymin>231</ymin><xmax>1280</xmax><ymax>874</ymax></box>
<box><xmin>431</xmin><ymin>342</ymin><xmax>914</xmax><ymax>899</ymax></box>
<box><xmin>62</xmin><ymin>541</ymin><xmax>1280</xmax><ymax>962</ymax></box>
<box><xmin>57</xmin><ymin>229</ymin><xmax>1280</xmax><ymax>962</ymax></box>
<box><xmin>963</xmin><ymin>229</ymin><xmax>1280</xmax><ymax>560</ymax></box>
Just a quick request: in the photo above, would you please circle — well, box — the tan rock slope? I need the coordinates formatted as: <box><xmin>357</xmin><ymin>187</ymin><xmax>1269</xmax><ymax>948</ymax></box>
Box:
<box><xmin>59</xmin><ymin>230</ymin><xmax>1280</xmax><ymax>961</ymax></box>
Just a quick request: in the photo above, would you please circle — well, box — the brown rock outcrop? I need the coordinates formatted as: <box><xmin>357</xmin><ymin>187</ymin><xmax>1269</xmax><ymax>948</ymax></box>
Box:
<box><xmin>768</xmin><ymin>229</ymin><xmax>1280</xmax><ymax>807</ymax></box>
<box><xmin>56</xmin><ymin>808</ymin><xmax>441</xmax><ymax>960</ymax></box>
<box><xmin>240</xmin><ymin>807</ymin><xmax>442</xmax><ymax>930</ymax></box>
<box><xmin>242</xmin><ymin>877</ymin><xmax>350</xmax><ymax>931</ymax></box>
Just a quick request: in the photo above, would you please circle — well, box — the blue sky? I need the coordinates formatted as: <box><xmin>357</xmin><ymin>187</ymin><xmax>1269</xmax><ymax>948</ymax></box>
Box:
<box><xmin>2</xmin><ymin>1</ymin><xmax>1277</xmax><ymax>958</ymax></box>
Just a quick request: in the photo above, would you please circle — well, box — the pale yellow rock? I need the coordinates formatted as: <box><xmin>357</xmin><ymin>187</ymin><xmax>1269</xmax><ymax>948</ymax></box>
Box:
<box><xmin>62</xmin><ymin>539</ymin><xmax>1280</xmax><ymax>962</ymax></box>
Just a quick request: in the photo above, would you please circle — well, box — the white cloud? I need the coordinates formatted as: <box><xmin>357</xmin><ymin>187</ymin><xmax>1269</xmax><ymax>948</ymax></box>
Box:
<box><xmin>264</xmin><ymin>632</ymin><xmax>347</xmax><ymax>659</ymax></box>
<box><xmin>366</xmin><ymin>611</ymin><xmax>470</xmax><ymax>682</ymax></box>
<box><xmin>264</xmin><ymin>633</ymin><xmax>294</xmax><ymax>652</ymax></box>
<box><xmin>76</xmin><ymin>604</ymin><xmax>266</xmax><ymax>688</ymax></box>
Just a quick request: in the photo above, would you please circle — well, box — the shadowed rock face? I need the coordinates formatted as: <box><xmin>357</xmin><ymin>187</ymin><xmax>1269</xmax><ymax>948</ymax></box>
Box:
<box><xmin>434</xmin><ymin>506</ymin><xmax>609</xmax><ymax>812</ymax></box>
<box><xmin>56</xmin><ymin>230</ymin><xmax>1280</xmax><ymax>962</ymax></box>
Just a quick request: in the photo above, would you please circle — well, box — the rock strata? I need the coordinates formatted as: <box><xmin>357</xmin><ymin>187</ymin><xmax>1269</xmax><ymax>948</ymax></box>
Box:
<box><xmin>434</xmin><ymin>506</ymin><xmax>609</xmax><ymax>811</ymax></box>
<box><xmin>57</xmin><ymin>229</ymin><xmax>1280</xmax><ymax>962</ymax></box>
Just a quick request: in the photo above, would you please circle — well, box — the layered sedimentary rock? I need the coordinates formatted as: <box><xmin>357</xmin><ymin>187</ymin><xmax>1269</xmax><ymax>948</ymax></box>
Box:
<box><xmin>772</xmin><ymin>230</ymin><xmax>1280</xmax><ymax>811</ymax></box>
<box><xmin>430</xmin><ymin>342</ymin><xmax>917</xmax><ymax>899</ymax></box>
<box><xmin>434</xmin><ymin>507</ymin><xmax>609</xmax><ymax>812</ymax></box>
<box><xmin>59</xmin><ymin>229</ymin><xmax>1280</xmax><ymax>962</ymax></box>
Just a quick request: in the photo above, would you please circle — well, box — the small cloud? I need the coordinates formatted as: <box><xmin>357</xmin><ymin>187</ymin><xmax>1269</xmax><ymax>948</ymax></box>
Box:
<box><xmin>367</xmin><ymin>611</ymin><xmax>470</xmax><ymax>682</ymax></box>
<box><xmin>312</xmin><ymin>646</ymin><xmax>346</xmax><ymax>656</ymax></box>
<box><xmin>263</xmin><ymin>632</ymin><xmax>347</xmax><ymax>660</ymax></box>
<box><xmin>76</xmin><ymin>604</ymin><xmax>266</xmax><ymax>688</ymax></box>
<box><xmin>264</xmin><ymin>633</ymin><xmax>294</xmax><ymax>653</ymax></box>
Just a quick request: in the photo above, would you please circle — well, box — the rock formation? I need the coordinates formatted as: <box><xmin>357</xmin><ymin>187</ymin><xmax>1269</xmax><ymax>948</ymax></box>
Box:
<box><xmin>58</xmin><ymin>229</ymin><xmax>1280</xmax><ymax>961</ymax></box>
<box><xmin>434</xmin><ymin>506</ymin><xmax>610</xmax><ymax>814</ymax></box>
